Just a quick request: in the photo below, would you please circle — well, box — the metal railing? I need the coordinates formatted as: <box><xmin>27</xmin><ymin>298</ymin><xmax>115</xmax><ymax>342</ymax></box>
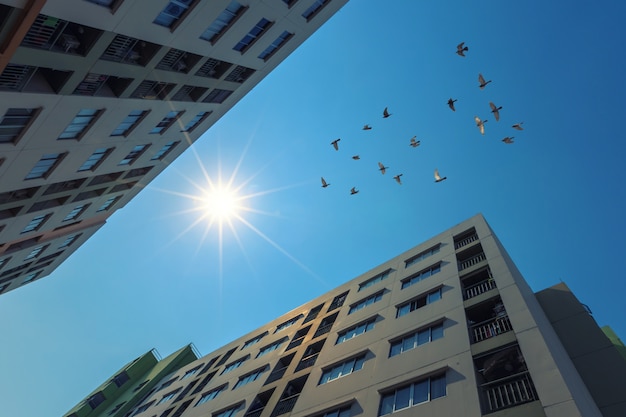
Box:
<box><xmin>455</xmin><ymin>234</ymin><xmax>478</xmax><ymax>249</ymax></box>
<box><xmin>471</xmin><ymin>315</ymin><xmax>513</xmax><ymax>343</ymax></box>
<box><xmin>313</xmin><ymin>322</ymin><xmax>333</xmax><ymax>338</ymax></box>
<box><xmin>458</xmin><ymin>252</ymin><xmax>487</xmax><ymax>271</ymax></box>
<box><xmin>264</xmin><ymin>366</ymin><xmax>287</xmax><ymax>384</ymax></box>
<box><xmin>464</xmin><ymin>278</ymin><xmax>497</xmax><ymax>300</ymax></box>
<box><xmin>156</xmin><ymin>48</ymin><xmax>188</xmax><ymax>72</ymax></box>
<box><xmin>482</xmin><ymin>372</ymin><xmax>538</xmax><ymax>412</ymax></box>
<box><xmin>101</xmin><ymin>34</ymin><xmax>141</xmax><ymax>64</ymax></box>
<box><xmin>295</xmin><ymin>353</ymin><xmax>319</xmax><ymax>371</ymax></box>
<box><xmin>270</xmin><ymin>395</ymin><xmax>299</xmax><ymax>417</ymax></box>
<box><xmin>0</xmin><ymin>64</ymin><xmax>36</xmax><ymax>91</ymax></box>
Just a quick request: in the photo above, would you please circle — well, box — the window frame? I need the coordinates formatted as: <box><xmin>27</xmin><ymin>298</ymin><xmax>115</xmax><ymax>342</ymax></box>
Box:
<box><xmin>0</xmin><ymin>107</ymin><xmax>42</xmax><ymax>145</ymax></box>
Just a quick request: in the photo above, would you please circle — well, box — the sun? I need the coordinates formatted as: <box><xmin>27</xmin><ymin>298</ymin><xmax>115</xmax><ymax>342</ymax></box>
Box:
<box><xmin>198</xmin><ymin>185</ymin><xmax>241</xmax><ymax>222</ymax></box>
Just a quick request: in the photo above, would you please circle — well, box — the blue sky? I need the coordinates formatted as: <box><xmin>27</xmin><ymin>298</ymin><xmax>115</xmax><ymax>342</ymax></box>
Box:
<box><xmin>2</xmin><ymin>1</ymin><xmax>626</xmax><ymax>416</ymax></box>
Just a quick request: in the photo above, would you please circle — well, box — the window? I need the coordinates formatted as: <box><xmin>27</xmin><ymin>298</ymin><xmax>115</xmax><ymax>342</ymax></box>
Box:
<box><xmin>302</xmin><ymin>0</ymin><xmax>330</xmax><ymax>21</ymax></box>
<box><xmin>396</xmin><ymin>288</ymin><xmax>443</xmax><ymax>318</ymax></box>
<box><xmin>234</xmin><ymin>366</ymin><xmax>269</xmax><ymax>388</ymax></box>
<box><xmin>319</xmin><ymin>354</ymin><xmax>366</xmax><ymax>385</ymax></box>
<box><xmin>192</xmin><ymin>371</ymin><xmax>216</xmax><ymax>395</ymax></box>
<box><xmin>258</xmin><ymin>31</ymin><xmax>293</xmax><ymax>61</ymax></box>
<box><xmin>303</xmin><ymin>304</ymin><xmax>324</xmax><ymax>323</ymax></box>
<box><xmin>275</xmin><ymin>314</ymin><xmax>302</xmax><ymax>333</ymax></box>
<box><xmin>243</xmin><ymin>332</ymin><xmax>267</xmax><ymax>349</ymax></box>
<box><xmin>22</xmin><ymin>213</ymin><xmax>50</xmax><ymax>233</ymax></box>
<box><xmin>348</xmin><ymin>290</ymin><xmax>383</xmax><ymax>314</ymax></box>
<box><xmin>233</xmin><ymin>18</ymin><xmax>273</xmax><ymax>53</ymax></box>
<box><xmin>24</xmin><ymin>245</ymin><xmax>47</xmax><ymax>261</ymax></box>
<box><xmin>150</xmin><ymin>111</ymin><xmax>183</xmax><ymax>134</ymax></box>
<box><xmin>78</xmin><ymin>147</ymin><xmax>113</xmax><ymax>172</ymax></box>
<box><xmin>359</xmin><ymin>270</ymin><xmax>390</xmax><ymax>291</ymax></box>
<box><xmin>25</xmin><ymin>153</ymin><xmax>66</xmax><ymax>180</ymax></box>
<box><xmin>202</xmin><ymin>89</ymin><xmax>233</xmax><ymax>104</ymax></box>
<box><xmin>133</xmin><ymin>400</ymin><xmax>155</xmax><ymax>414</ymax></box>
<box><xmin>195</xmin><ymin>385</ymin><xmax>225</xmax><ymax>406</ymax></box>
<box><xmin>119</xmin><ymin>144</ymin><xmax>149</xmax><ymax>165</ymax></box>
<box><xmin>405</xmin><ymin>244</ymin><xmax>440</xmax><ymax>268</ymax></box>
<box><xmin>113</xmin><ymin>371</ymin><xmax>130</xmax><ymax>387</ymax></box>
<box><xmin>87</xmin><ymin>391</ymin><xmax>106</xmax><ymax>410</ymax></box>
<box><xmin>389</xmin><ymin>322</ymin><xmax>444</xmax><ymax>357</ymax></box>
<box><xmin>151</xmin><ymin>141</ymin><xmax>180</xmax><ymax>161</ymax></box>
<box><xmin>0</xmin><ymin>108</ymin><xmax>40</xmax><ymax>144</ymax></box>
<box><xmin>401</xmin><ymin>263</ymin><xmax>441</xmax><ymax>290</ymax></box>
<box><xmin>158</xmin><ymin>388</ymin><xmax>182</xmax><ymax>404</ymax></box>
<box><xmin>221</xmin><ymin>356</ymin><xmax>248</xmax><ymax>374</ymax></box>
<box><xmin>182</xmin><ymin>111</ymin><xmax>211</xmax><ymax>132</ymax></box>
<box><xmin>257</xmin><ymin>337</ymin><xmax>287</xmax><ymax>358</ymax></box>
<box><xmin>59</xmin><ymin>233</ymin><xmax>81</xmax><ymax>249</ymax></box>
<box><xmin>214</xmin><ymin>403</ymin><xmax>243</xmax><ymax>417</ymax></box>
<box><xmin>23</xmin><ymin>272</ymin><xmax>42</xmax><ymax>285</ymax></box>
<box><xmin>97</xmin><ymin>195</ymin><xmax>120</xmax><ymax>213</ymax></box>
<box><xmin>154</xmin><ymin>0</ymin><xmax>196</xmax><ymax>29</ymax></box>
<box><xmin>63</xmin><ymin>204</ymin><xmax>89</xmax><ymax>222</ymax></box>
<box><xmin>111</xmin><ymin>110</ymin><xmax>148</xmax><ymax>136</ymax></box>
<box><xmin>58</xmin><ymin>109</ymin><xmax>102</xmax><ymax>140</ymax></box>
<box><xmin>200</xmin><ymin>1</ymin><xmax>246</xmax><ymax>44</ymax></box>
<box><xmin>336</xmin><ymin>318</ymin><xmax>376</xmax><ymax>344</ymax></box>
<box><xmin>181</xmin><ymin>364</ymin><xmax>202</xmax><ymax>379</ymax></box>
<box><xmin>378</xmin><ymin>373</ymin><xmax>446</xmax><ymax>416</ymax></box>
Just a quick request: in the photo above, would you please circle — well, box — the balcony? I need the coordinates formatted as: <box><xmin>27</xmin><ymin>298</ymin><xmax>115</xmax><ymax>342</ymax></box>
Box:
<box><xmin>295</xmin><ymin>353</ymin><xmax>318</xmax><ymax>371</ymax></box>
<box><xmin>481</xmin><ymin>372</ymin><xmax>538</xmax><ymax>413</ymax></box>
<box><xmin>471</xmin><ymin>315</ymin><xmax>513</xmax><ymax>344</ymax></box>
<box><xmin>21</xmin><ymin>14</ymin><xmax>102</xmax><ymax>56</ymax></box>
<box><xmin>458</xmin><ymin>252</ymin><xmax>486</xmax><ymax>271</ymax></box>
<box><xmin>270</xmin><ymin>395</ymin><xmax>298</xmax><ymax>417</ymax></box>
<box><xmin>455</xmin><ymin>233</ymin><xmax>478</xmax><ymax>249</ymax></box>
<box><xmin>464</xmin><ymin>277</ymin><xmax>496</xmax><ymax>300</ymax></box>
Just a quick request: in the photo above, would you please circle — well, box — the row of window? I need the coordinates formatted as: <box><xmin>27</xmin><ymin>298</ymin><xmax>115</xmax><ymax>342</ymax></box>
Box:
<box><xmin>90</xmin><ymin>0</ymin><xmax>324</xmax><ymax>60</ymax></box>
<box><xmin>0</xmin><ymin>106</ymin><xmax>208</xmax><ymax>146</ymax></box>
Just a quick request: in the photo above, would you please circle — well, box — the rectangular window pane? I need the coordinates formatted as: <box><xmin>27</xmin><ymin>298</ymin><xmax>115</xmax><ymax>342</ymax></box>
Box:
<box><xmin>412</xmin><ymin>380</ymin><xmax>429</xmax><ymax>405</ymax></box>
<box><xmin>394</xmin><ymin>386</ymin><xmax>410</xmax><ymax>411</ymax></box>
<box><xmin>430</xmin><ymin>375</ymin><xmax>446</xmax><ymax>399</ymax></box>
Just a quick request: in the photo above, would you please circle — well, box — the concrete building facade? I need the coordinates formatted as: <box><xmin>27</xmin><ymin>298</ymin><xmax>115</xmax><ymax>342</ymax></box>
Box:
<box><xmin>64</xmin><ymin>215</ymin><xmax>626</xmax><ymax>417</ymax></box>
<box><xmin>0</xmin><ymin>0</ymin><xmax>348</xmax><ymax>294</ymax></box>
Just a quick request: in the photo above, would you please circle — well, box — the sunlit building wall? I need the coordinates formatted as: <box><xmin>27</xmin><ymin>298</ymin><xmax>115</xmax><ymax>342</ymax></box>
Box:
<box><xmin>64</xmin><ymin>214</ymin><xmax>626</xmax><ymax>417</ymax></box>
<box><xmin>0</xmin><ymin>0</ymin><xmax>349</xmax><ymax>294</ymax></box>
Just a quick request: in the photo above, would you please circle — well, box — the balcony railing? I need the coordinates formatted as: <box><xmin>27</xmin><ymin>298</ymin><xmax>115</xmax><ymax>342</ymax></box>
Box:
<box><xmin>295</xmin><ymin>353</ymin><xmax>319</xmax><ymax>371</ymax></box>
<box><xmin>455</xmin><ymin>233</ymin><xmax>478</xmax><ymax>249</ymax></box>
<box><xmin>270</xmin><ymin>395</ymin><xmax>299</xmax><ymax>417</ymax></box>
<box><xmin>482</xmin><ymin>372</ymin><xmax>538</xmax><ymax>413</ymax></box>
<box><xmin>313</xmin><ymin>323</ymin><xmax>333</xmax><ymax>338</ymax></box>
<box><xmin>458</xmin><ymin>252</ymin><xmax>487</xmax><ymax>271</ymax></box>
<box><xmin>286</xmin><ymin>337</ymin><xmax>304</xmax><ymax>351</ymax></box>
<box><xmin>471</xmin><ymin>315</ymin><xmax>513</xmax><ymax>343</ymax></box>
<box><xmin>245</xmin><ymin>409</ymin><xmax>264</xmax><ymax>417</ymax></box>
<box><xmin>264</xmin><ymin>366</ymin><xmax>287</xmax><ymax>385</ymax></box>
<box><xmin>464</xmin><ymin>278</ymin><xmax>497</xmax><ymax>300</ymax></box>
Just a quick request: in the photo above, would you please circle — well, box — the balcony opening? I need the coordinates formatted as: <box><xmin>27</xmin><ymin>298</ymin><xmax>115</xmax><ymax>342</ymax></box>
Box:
<box><xmin>461</xmin><ymin>266</ymin><xmax>496</xmax><ymax>300</ymax></box>
<box><xmin>21</xmin><ymin>14</ymin><xmax>102</xmax><ymax>56</ymax></box>
<box><xmin>456</xmin><ymin>243</ymin><xmax>486</xmax><ymax>272</ymax></box>
<box><xmin>0</xmin><ymin>64</ymin><xmax>72</xmax><ymax>93</ymax></box>
<box><xmin>171</xmin><ymin>85</ymin><xmax>208</xmax><ymax>102</ymax></box>
<box><xmin>244</xmin><ymin>388</ymin><xmax>275</xmax><ymax>417</ymax></box>
<box><xmin>286</xmin><ymin>325</ymin><xmax>311</xmax><ymax>351</ymax></box>
<box><xmin>195</xmin><ymin>58</ymin><xmax>233</xmax><ymax>79</ymax></box>
<box><xmin>466</xmin><ymin>297</ymin><xmax>512</xmax><ymax>344</ymax></box>
<box><xmin>295</xmin><ymin>339</ymin><xmax>325</xmax><ymax>371</ymax></box>
<box><xmin>100</xmin><ymin>35</ymin><xmax>160</xmax><ymax>66</ymax></box>
<box><xmin>313</xmin><ymin>312</ymin><xmax>338</xmax><ymax>338</ymax></box>
<box><xmin>73</xmin><ymin>73</ymin><xmax>132</xmax><ymax>97</ymax></box>
<box><xmin>131</xmin><ymin>80</ymin><xmax>176</xmax><ymax>100</ymax></box>
<box><xmin>264</xmin><ymin>352</ymin><xmax>295</xmax><ymax>385</ymax></box>
<box><xmin>474</xmin><ymin>345</ymin><xmax>538</xmax><ymax>413</ymax></box>
<box><xmin>156</xmin><ymin>48</ymin><xmax>202</xmax><ymax>73</ymax></box>
<box><xmin>270</xmin><ymin>375</ymin><xmax>308</xmax><ymax>417</ymax></box>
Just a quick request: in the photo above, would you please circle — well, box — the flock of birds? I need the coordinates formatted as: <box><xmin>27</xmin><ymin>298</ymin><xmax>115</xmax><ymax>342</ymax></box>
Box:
<box><xmin>321</xmin><ymin>42</ymin><xmax>526</xmax><ymax>195</ymax></box>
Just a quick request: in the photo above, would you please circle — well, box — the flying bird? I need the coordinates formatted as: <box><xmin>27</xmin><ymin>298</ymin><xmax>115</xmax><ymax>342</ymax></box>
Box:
<box><xmin>478</xmin><ymin>73</ymin><xmax>492</xmax><ymax>89</ymax></box>
<box><xmin>474</xmin><ymin>116</ymin><xmax>487</xmax><ymax>135</ymax></box>
<box><xmin>383</xmin><ymin>107</ymin><xmax>391</xmax><ymax>118</ymax></box>
<box><xmin>489</xmin><ymin>102</ymin><xmax>502</xmax><ymax>121</ymax></box>
<box><xmin>393</xmin><ymin>174</ymin><xmax>403</xmax><ymax>185</ymax></box>
<box><xmin>434</xmin><ymin>169</ymin><xmax>447</xmax><ymax>183</ymax></box>
<box><xmin>362</xmin><ymin>124</ymin><xmax>372</xmax><ymax>130</ymax></box>
<box><xmin>331</xmin><ymin>138</ymin><xmax>340</xmax><ymax>150</ymax></box>
<box><xmin>378</xmin><ymin>162</ymin><xmax>388</xmax><ymax>175</ymax></box>
<box><xmin>350</xmin><ymin>187</ymin><xmax>359</xmax><ymax>195</ymax></box>
<box><xmin>448</xmin><ymin>98</ymin><xmax>457</xmax><ymax>111</ymax></box>
<box><xmin>502</xmin><ymin>137</ymin><xmax>515</xmax><ymax>144</ymax></box>
<box><xmin>321</xmin><ymin>177</ymin><xmax>330</xmax><ymax>188</ymax></box>
<box><xmin>409</xmin><ymin>136</ymin><xmax>421</xmax><ymax>147</ymax></box>
<box><xmin>352</xmin><ymin>155</ymin><xmax>360</xmax><ymax>160</ymax></box>
<box><xmin>512</xmin><ymin>122</ymin><xmax>524</xmax><ymax>130</ymax></box>
<box><xmin>456</xmin><ymin>42</ymin><xmax>468</xmax><ymax>57</ymax></box>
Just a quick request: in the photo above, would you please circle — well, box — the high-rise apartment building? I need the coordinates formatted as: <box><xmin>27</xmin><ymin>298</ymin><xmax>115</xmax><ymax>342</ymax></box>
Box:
<box><xmin>64</xmin><ymin>214</ymin><xmax>626</xmax><ymax>417</ymax></box>
<box><xmin>0</xmin><ymin>0</ymin><xmax>348</xmax><ymax>295</ymax></box>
